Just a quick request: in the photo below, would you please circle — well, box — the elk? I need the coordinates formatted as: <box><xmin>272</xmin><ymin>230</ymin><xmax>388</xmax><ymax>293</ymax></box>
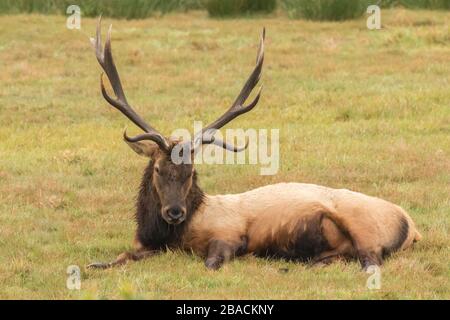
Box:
<box><xmin>87</xmin><ymin>19</ymin><xmax>421</xmax><ymax>271</ymax></box>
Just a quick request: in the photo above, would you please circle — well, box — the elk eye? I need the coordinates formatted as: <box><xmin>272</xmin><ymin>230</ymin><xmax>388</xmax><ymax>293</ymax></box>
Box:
<box><xmin>154</xmin><ymin>167</ymin><xmax>160</xmax><ymax>174</ymax></box>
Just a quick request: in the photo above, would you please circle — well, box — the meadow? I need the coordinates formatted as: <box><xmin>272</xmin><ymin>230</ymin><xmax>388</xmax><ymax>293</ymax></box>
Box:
<box><xmin>0</xmin><ymin>9</ymin><xmax>449</xmax><ymax>299</ymax></box>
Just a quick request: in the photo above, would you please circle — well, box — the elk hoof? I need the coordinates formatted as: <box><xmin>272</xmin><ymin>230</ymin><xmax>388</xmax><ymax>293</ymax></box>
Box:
<box><xmin>86</xmin><ymin>262</ymin><xmax>111</xmax><ymax>269</ymax></box>
<box><xmin>205</xmin><ymin>257</ymin><xmax>223</xmax><ymax>270</ymax></box>
<box><xmin>278</xmin><ymin>267</ymin><xmax>289</xmax><ymax>273</ymax></box>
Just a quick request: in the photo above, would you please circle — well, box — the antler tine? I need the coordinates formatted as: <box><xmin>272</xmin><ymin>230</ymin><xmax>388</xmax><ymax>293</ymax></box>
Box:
<box><xmin>198</xmin><ymin>28</ymin><xmax>265</xmax><ymax>152</ymax></box>
<box><xmin>203</xmin><ymin>137</ymin><xmax>249</xmax><ymax>152</ymax></box>
<box><xmin>92</xmin><ymin>17</ymin><xmax>169</xmax><ymax>151</ymax></box>
<box><xmin>229</xmin><ymin>28</ymin><xmax>265</xmax><ymax>114</ymax></box>
<box><xmin>123</xmin><ymin>129</ymin><xmax>170</xmax><ymax>150</ymax></box>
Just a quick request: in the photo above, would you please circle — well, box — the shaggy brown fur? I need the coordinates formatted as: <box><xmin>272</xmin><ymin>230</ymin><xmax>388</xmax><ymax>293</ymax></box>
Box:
<box><xmin>135</xmin><ymin>156</ymin><xmax>204</xmax><ymax>250</ymax></box>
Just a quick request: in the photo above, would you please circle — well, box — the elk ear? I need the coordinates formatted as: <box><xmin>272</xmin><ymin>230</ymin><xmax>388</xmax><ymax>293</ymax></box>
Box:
<box><xmin>124</xmin><ymin>139</ymin><xmax>159</xmax><ymax>158</ymax></box>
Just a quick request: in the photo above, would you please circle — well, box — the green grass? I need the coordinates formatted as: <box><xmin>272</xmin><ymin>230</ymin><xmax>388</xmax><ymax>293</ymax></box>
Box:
<box><xmin>1</xmin><ymin>1</ymin><xmax>449</xmax><ymax>21</ymax></box>
<box><xmin>378</xmin><ymin>0</ymin><xmax>450</xmax><ymax>8</ymax></box>
<box><xmin>204</xmin><ymin>0</ymin><xmax>277</xmax><ymax>17</ymax></box>
<box><xmin>402</xmin><ymin>0</ymin><xmax>450</xmax><ymax>9</ymax></box>
<box><xmin>0</xmin><ymin>9</ymin><xmax>449</xmax><ymax>299</ymax></box>
<box><xmin>0</xmin><ymin>0</ymin><xmax>202</xmax><ymax>19</ymax></box>
<box><xmin>282</xmin><ymin>0</ymin><xmax>371</xmax><ymax>21</ymax></box>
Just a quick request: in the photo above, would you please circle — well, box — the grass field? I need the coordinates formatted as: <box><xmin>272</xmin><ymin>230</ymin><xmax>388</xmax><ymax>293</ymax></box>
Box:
<box><xmin>0</xmin><ymin>9</ymin><xmax>449</xmax><ymax>299</ymax></box>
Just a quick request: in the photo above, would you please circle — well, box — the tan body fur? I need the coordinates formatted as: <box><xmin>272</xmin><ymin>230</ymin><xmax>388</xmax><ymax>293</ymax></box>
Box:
<box><xmin>182</xmin><ymin>183</ymin><xmax>421</xmax><ymax>265</ymax></box>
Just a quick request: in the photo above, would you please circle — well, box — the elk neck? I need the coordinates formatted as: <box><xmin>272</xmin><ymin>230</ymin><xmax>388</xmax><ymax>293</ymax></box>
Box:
<box><xmin>135</xmin><ymin>160</ymin><xmax>205</xmax><ymax>249</ymax></box>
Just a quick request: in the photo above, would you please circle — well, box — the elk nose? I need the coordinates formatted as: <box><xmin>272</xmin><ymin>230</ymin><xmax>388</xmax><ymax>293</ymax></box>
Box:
<box><xmin>166</xmin><ymin>206</ymin><xmax>185</xmax><ymax>220</ymax></box>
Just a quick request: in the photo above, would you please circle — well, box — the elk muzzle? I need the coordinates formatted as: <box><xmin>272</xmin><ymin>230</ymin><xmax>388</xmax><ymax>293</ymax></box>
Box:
<box><xmin>162</xmin><ymin>205</ymin><xmax>187</xmax><ymax>225</ymax></box>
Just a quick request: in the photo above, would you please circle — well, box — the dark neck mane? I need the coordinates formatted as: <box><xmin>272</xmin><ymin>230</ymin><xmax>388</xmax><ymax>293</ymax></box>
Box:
<box><xmin>135</xmin><ymin>160</ymin><xmax>204</xmax><ymax>250</ymax></box>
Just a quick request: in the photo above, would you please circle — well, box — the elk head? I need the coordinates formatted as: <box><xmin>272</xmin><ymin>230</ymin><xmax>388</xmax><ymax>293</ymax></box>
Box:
<box><xmin>91</xmin><ymin>18</ymin><xmax>264</xmax><ymax>225</ymax></box>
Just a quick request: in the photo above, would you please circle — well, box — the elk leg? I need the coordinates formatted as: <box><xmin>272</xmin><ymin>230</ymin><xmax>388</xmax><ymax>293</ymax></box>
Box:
<box><xmin>357</xmin><ymin>249</ymin><xmax>383</xmax><ymax>271</ymax></box>
<box><xmin>310</xmin><ymin>236</ymin><xmax>355</xmax><ymax>266</ymax></box>
<box><xmin>310</xmin><ymin>255</ymin><xmax>341</xmax><ymax>267</ymax></box>
<box><xmin>321</xmin><ymin>210</ymin><xmax>384</xmax><ymax>271</ymax></box>
<box><xmin>311</xmin><ymin>250</ymin><xmax>343</xmax><ymax>266</ymax></box>
<box><xmin>204</xmin><ymin>237</ymin><xmax>247</xmax><ymax>270</ymax></box>
<box><xmin>87</xmin><ymin>249</ymin><xmax>158</xmax><ymax>269</ymax></box>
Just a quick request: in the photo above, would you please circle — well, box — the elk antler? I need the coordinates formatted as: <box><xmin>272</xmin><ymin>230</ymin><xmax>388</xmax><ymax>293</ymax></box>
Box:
<box><xmin>91</xmin><ymin>17</ymin><xmax>170</xmax><ymax>152</ymax></box>
<box><xmin>193</xmin><ymin>28</ymin><xmax>265</xmax><ymax>152</ymax></box>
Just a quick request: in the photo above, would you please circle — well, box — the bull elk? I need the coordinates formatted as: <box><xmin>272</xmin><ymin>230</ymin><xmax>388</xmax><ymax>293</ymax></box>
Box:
<box><xmin>87</xmin><ymin>19</ymin><xmax>421</xmax><ymax>271</ymax></box>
